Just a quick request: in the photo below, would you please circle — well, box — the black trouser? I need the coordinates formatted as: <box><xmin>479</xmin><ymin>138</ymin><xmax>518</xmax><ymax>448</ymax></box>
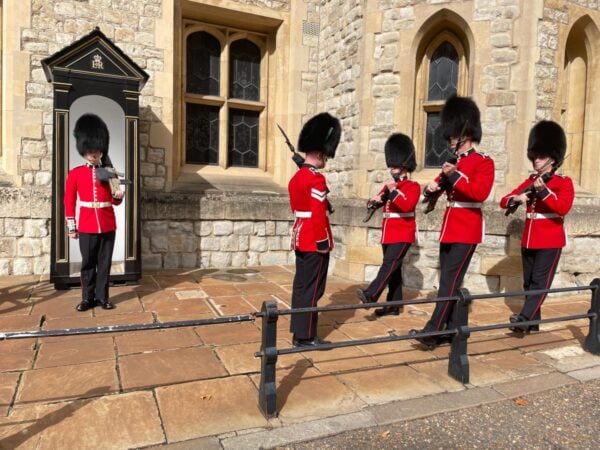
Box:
<box><xmin>520</xmin><ymin>248</ymin><xmax>562</xmax><ymax>321</ymax></box>
<box><xmin>290</xmin><ymin>251</ymin><xmax>330</xmax><ymax>340</ymax></box>
<box><xmin>425</xmin><ymin>243</ymin><xmax>476</xmax><ymax>332</ymax></box>
<box><xmin>365</xmin><ymin>242</ymin><xmax>411</xmax><ymax>303</ymax></box>
<box><xmin>79</xmin><ymin>231</ymin><xmax>116</xmax><ymax>302</ymax></box>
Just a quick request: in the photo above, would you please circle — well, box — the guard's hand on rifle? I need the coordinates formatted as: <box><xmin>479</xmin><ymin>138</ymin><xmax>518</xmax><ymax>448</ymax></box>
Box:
<box><xmin>385</xmin><ymin>180</ymin><xmax>397</xmax><ymax>192</ymax></box>
<box><xmin>441</xmin><ymin>161</ymin><xmax>457</xmax><ymax>177</ymax></box>
<box><xmin>514</xmin><ymin>192</ymin><xmax>531</xmax><ymax>204</ymax></box>
<box><xmin>113</xmin><ymin>190</ymin><xmax>124</xmax><ymax>200</ymax></box>
<box><xmin>533</xmin><ymin>176</ymin><xmax>547</xmax><ymax>191</ymax></box>
<box><xmin>425</xmin><ymin>181</ymin><xmax>440</xmax><ymax>195</ymax></box>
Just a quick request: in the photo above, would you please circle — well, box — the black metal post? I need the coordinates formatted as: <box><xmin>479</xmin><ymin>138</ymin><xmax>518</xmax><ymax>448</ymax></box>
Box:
<box><xmin>448</xmin><ymin>287</ymin><xmax>471</xmax><ymax>384</ymax></box>
<box><xmin>584</xmin><ymin>278</ymin><xmax>600</xmax><ymax>354</ymax></box>
<box><xmin>258</xmin><ymin>300</ymin><xmax>279</xmax><ymax>418</ymax></box>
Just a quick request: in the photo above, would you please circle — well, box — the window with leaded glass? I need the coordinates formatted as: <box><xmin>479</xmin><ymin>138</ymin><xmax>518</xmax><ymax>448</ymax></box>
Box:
<box><xmin>424</xmin><ymin>41</ymin><xmax>459</xmax><ymax>168</ymax></box>
<box><xmin>183</xmin><ymin>27</ymin><xmax>266</xmax><ymax>169</ymax></box>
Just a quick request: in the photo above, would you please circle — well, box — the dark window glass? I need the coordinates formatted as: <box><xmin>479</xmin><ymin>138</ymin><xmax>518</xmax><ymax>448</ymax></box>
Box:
<box><xmin>228</xmin><ymin>109</ymin><xmax>259</xmax><ymax>167</ymax></box>
<box><xmin>186</xmin><ymin>103</ymin><xmax>219</xmax><ymax>164</ymax></box>
<box><xmin>229</xmin><ymin>40</ymin><xmax>260</xmax><ymax>101</ymax></box>
<box><xmin>424</xmin><ymin>112</ymin><xmax>454</xmax><ymax>168</ymax></box>
<box><xmin>427</xmin><ymin>41</ymin><xmax>459</xmax><ymax>101</ymax></box>
<box><xmin>187</xmin><ymin>31</ymin><xmax>220</xmax><ymax>95</ymax></box>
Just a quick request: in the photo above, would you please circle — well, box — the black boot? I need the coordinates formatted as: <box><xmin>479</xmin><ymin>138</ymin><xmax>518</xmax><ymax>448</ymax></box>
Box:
<box><xmin>356</xmin><ymin>288</ymin><xmax>374</xmax><ymax>304</ymax></box>
<box><xmin>509</xmin><ymin>314</ymin><xmax>538</xmax><ymax>333</ymax></box>
<box><xmin>374</xmin><ymin>306</ymin><xmax>401</xmax><ymax>316</ymax></box>
<box><xmin>409</xmin><ymin>328</ymin><xmax>439</xmax><ymax>350</ymax></box>
<box><xmin>76</xmin><ymin>299</ymin><xmax>95</xmax><ymax>312</ymax></box>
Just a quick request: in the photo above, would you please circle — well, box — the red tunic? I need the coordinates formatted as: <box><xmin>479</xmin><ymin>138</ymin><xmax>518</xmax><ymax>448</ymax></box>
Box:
<box><xmin>500</xmin><ymin>173</ymin><xmax>574</xmax><ymax>248</ymax></box>
<box><xmin>64</xmin><ymin>164</ymin><xmax>122</xmax><ymax>234</ymax></box>
<box><xmin>288</xmin><ymin>164</ymin><xmax>333</xmax><ymax>252</ymax></box>
<box><xmin>438</xmin><ymin>149</ymin><xmax>495</xmax><ymax>244</ymax></box>
<box><xmin>379</xmin><ymin>178</ymin><xmax>421</xmax><ymax>244</ymax></box>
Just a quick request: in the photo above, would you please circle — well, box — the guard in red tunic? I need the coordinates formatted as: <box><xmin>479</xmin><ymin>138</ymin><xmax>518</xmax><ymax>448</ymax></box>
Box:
<box><xmin>500</xmin><ymin>120</ymin><xmax>574</xmax><ymax>333</ymax></box>
<box><xmin>288</xmin><ymin>112</ymin><xmax>341</xmax><ymax>347</ymax></box>
<box><xmin>356</xmin><ymin>133</ymin><xmax>420</xmax><ymax>316</ymax></box>
<box><xmin>64</xmin><ymin>114</ymin><xmax>124</xmax><ymax>311</ymax></box>
<box><xmin>412</xmin><ymin>95</ymin><xmax>495</xmax><ymax>348</ymax></box>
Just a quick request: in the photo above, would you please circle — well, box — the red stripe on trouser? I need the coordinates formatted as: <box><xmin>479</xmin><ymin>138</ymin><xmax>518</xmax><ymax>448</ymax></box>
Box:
<box><xmin>436</xmin><ymin>244</ymin><xmax>474</xmax><ymax>330</ymax></box>
<box><xmin>372</xmin><ymin>243</ymin><xmax>408</xmax><ymax>299</ymax></box>
<box><xmin>307</xmin><ymin>256</ymin><xmax>325</xmax><ymax>338</ymax></box>
<box><xmin>529</xmin><ymin>249</ymin><xmax>561</xmax><ymax>319</ymax></box>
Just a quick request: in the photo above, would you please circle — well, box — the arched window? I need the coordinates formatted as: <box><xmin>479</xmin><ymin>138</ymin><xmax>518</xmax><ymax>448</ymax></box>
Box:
<box><xmin>414</xmin><ymin>31</ymin><xmax>469</xmax><ymax>169</ymax></box>
<box><xmin>561</xmin><ymin>26</ymin><xmax>587</xmax><ymax>187</ymax></box>
<box><xmin>183</xmin><ymin>27</ymin><xmax>266</xmax><ymax>169</ymax></box>
<box><xmin>559</xmin><ymin>17</ymin><xmax>600</xmax><ymax>193</ymax></box>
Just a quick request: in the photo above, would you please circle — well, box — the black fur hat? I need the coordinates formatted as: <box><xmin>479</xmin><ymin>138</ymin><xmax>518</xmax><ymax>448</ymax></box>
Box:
<box><xmin>441</xmin><ymin>95</ymin><xmax>482</xmax><ymax>143</ymax></box>
<box><xmin>73</xmin><ymin>114</ymin><xmax>109</xmax><ymax>157</ymax></box>
<box><xmin>385</xmin><ymin>133</ymin><xmax>417</xmax><ymax>172</ymax></box>
<box><xmin>527</xmin><ymin>120</ymin><xmax>566</xmax><ymax>167</ymax></box>
<box><xmin>298</xmin><ymin>112</ymin><xmax>342</xmax><ymax>158</ymax></box>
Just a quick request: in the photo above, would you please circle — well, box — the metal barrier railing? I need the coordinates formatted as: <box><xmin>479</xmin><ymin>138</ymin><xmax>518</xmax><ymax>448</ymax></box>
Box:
<box><xmin>0</xmin><ymin>315</ymin><xmax>255</xmax><ymax>340</ymax></box>
<box><xmin>2</xmin><ymin>280</ymin><xmax>599</xmax><ymax>421</ymax></box>
<box><xmin>255</xmin><ymin>279</ymin><xmax>600</xmax><ymax>418</ymax></box>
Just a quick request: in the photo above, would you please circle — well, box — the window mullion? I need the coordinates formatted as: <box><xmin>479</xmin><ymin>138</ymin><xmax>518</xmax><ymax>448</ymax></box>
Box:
<box><xmin>220</xmin><ymin>36</ymin><xmax>230</xmax><ymax>169</ymax></box>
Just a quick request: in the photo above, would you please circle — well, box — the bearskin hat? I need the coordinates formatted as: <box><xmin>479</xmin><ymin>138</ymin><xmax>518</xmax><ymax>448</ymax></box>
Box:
<box><xmin>73</xmin><ymin>114</ymin><xmax>109</xmax><ymax>157</ymax></box>
<box><xmin>527</xmin><ymin>120</ymin><xmax>566</xmax><ymax>167</ymax></box>
<box><xmin>441</xmin><ymin>95</ymin><xmax>482</xmax><ymax>143</ymax></box>
<box><xmin>385</xmin><ymin>133</ymin><xmax>417</xmax><ymax>172</ymax></box>
<box><xmin>298</xmin><ymin>112</ymin><xmax>342</xmax><ymax>158</ymax></box>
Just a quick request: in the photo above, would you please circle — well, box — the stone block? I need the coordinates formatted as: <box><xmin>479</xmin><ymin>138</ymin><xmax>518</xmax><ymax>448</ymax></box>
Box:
<box><xmin>259</xmin><ymin>252</ymin><xmax>289</xmax><ymax>266</ymax></box>
<box><xmin>195</xmin><ymin>221</ymin><xmax>212</xmax><ymax>236</ymax></box>
<box><xmin>13</xmin><ymin>258</ymin><xmax>33</xmax><ymax>275</ymax></box>
<box><xmin>347</xmin><ymin>245</ymin><xmax>382</xmax><ymax>265</ymax></box>
<box><xmin>199</xmin><ymin>236</ymin><xmax>220</xmax><ymax>251</ymax></box>
<box><xmin>480</xmin><ymin>255</ymin><xmax>522</xmax><ymax>276</ymax></box>
<box><xmin>233</xmin><ymin>221</ymin><xmax>254</xmax><ymax>235</ymax></box>
<box><xmin>249</xmin><ymin>236</ymin><xmax>267</xmax><ymax>252</ymax></box>
<box><xmin>213</xmin><ymin>221</ymin><xmax>233</xmax><ymax>236</ymax></box>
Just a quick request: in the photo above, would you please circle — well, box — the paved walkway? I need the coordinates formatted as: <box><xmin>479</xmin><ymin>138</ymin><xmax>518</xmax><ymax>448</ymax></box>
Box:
<box><xmin>0</xmin><ymin>265</ymin><xmax>599</xmax><ymax>449</ymax></box>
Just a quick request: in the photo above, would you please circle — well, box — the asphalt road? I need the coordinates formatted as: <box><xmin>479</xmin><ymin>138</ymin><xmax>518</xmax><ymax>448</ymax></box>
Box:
<box><xmin>274</xmin><ymin>378</ymin><xmax>600</xmax><ymax>449</ymax></box>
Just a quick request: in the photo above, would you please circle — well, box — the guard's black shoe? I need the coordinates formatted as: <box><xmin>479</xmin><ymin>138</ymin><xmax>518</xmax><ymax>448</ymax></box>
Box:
<box><xmin>374</xmin><ymin>306</ymin><xmax>401</xmax><ymax>316</ymax></box>
<box><xmin>356</xmin><ymin>288</ymin><xmax>374</xmax><ymax>304</ymax></box>
<box><xmin>98</xmin><ymin>299</ymin><xmax>115</xmax><ymax>310</ymax></box>
<box><xmin>509</xmin><ymin>313</ymin><xmax>539</xmax><ymax>333</ymax></box>
<box><xmin>292</xmin><ymin>336</ymin><xmax>331</xmax><ymax>348</ymax></box>
<box><xmin>409</xmin><ymin>328</ymin><xmax>439</xmax><ymax>350</ymax></box>
<box><xmin>76</xmin><ymin>299</ymin><xmax>95</xmax><ymax>312</ymax></box>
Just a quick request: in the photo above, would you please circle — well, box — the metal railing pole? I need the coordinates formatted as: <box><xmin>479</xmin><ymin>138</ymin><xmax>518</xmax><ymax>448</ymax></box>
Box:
<box><xmin>258</xmin><ymin>300</ymin><xmax>279</xmax><ymax>418</ymax></box>
<box><xmin>584</xmin><ymin>278</ymin><xmax>600</xmax><ymax>354</ymax></box>
<box><xmin>448</xmin><ymin>287</ymin><xmax>471</xmax><ymax>384</ymax></box>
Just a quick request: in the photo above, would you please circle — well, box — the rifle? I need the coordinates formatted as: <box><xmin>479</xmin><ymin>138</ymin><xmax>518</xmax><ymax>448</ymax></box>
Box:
<box><xmin>422</xmin><ymin>121</ymin><xmax>469</xmax><ymax>214</ymax></box>
<box><xmin>96</xmin><ymin>155</ymin><xmax>132</xmax><ymax>198</ymax></box>
<box><xmin>363</xmin><ymin>189</ymin><xmax>390</xmax><ymax>223</ymax></box>
<box><xmin>504</xmin><ymin>154</ymin><xmax>566</xmax><ymax>216</ymax></box>
<box><xmin>277</xmin><ymin>124</ymin><xmax>306</xmax><ymax>169</ymax></box>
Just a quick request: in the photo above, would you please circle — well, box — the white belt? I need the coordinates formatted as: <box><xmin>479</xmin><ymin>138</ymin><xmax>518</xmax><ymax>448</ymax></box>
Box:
<box><xmin>79</xmin><ymin>201</ymin><xmax>112</xmax><ymax>208</ymax></box>
<box><xmin>447</xmin><ymin>201</ymin><xmax>482</xmax><ymax>209</ymax></box>
<box><xmin>526</xmin><ymin>212</ymin><xmax>561</xmax><ymax>220</ymax></box>
<box><xmin>294</xmin><ymin>211</ymin><xmax>312</xmax><ymax>218</ymax></box>
<box><xmin>382</xmin><ymin>212</ymin><xmax>415</xmax><ymax>219</ymax></box>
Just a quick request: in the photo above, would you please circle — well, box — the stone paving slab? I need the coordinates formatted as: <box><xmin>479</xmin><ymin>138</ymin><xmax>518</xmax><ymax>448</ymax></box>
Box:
<box><xmin>15</xmin><ymin>360</ymin><xmax>119</xmax><ymax>404</ymax></box>
<box><xmin>220</xmin><ymin>411</ymin><xmax>377</xmax><ymax>450</ymax></box>
<box><xmin>114</xmin><ymin>328</ymin><xmax>203</xmax><ymax>355</ymax></box>
<box><xmin>0</xmin><ymin>315</ymin><xmax>41</xmax><ymax>332</ymax></box>
<box><xmin>0</xmin><ymin>372</ymin><xmax>20</xmax><ymax>416</ymax></box>
<box><xmin>119</xmin><ymin>346</ymin><xmax>227</xmax><ymax>390</ymax></box>
<box><xmin>194</xmin><ymin>321</ymin><xmax>262</xmax><ymax>346</ymax></box>
<box><xmin>369</xmin><ymin>386</ymin><xmax>505</xmax><ymax>425</ymax></box>
<box><xmin>215</xmin><ymin>340</ymin><xmax>310</xmax><ymax>375</ymax></box>
<box><xmin>35</xmin><ymin>335</ymin><xmax>115</xmax><ymax>369</ymax></box>
<box><xmin>337</xmin><ymin>365</ymin><xmax>446</xmax><ymax>405</ymax></box>
<box><xmin>0</xmin><ymin>340</ymin><xmax>35</xmax><ymax>373</ymax></box>
<box><xmin>0</xmin><ymin>391</ymin><xmax>164</xmax><ymax>449</ymax></box>
<box><xmin>409</xmin><ymin>360</ymin><xmax>465</xmax><ymax>392</ymax></box>
<box><xmin>491</xmin><ymin>372</ymin><xmax>577</xmax><ymax>398</ymax></box>
<box><xmin>567</xmin><ymin>364</ymin><xmax>600</xmax><ymax>381</ymax></box>
<box><xmin>531</xmin><ymin>344</ymin><xmax>600</xmax><ymax>372</ymax></box>
<box><xmin>207</xmin><ymin>295</ymin><xmax>258</xmax><ymax>315</ymax></box>
<box><xmin>156</xmin><ymin>375</ymin><xmax>268</xmax><ymax>443</ymax></box>
<box><xmin>250</xmin><ymin>366</ymin><xmax>366</xmax><ymax>423</ymax></box>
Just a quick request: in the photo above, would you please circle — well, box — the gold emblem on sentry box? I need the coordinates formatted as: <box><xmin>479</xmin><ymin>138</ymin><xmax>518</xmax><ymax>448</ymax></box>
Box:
<box><xmin>92</xmin><ymin>54</ymin><xmax>104</xmax><ymax>70</ymax></box>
